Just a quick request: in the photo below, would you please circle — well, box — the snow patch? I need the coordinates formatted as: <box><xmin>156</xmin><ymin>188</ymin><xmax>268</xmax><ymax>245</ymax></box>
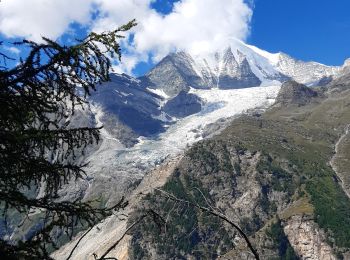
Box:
<box><xmin>147</xmin><ymin>87</ymin><xmax>170</xmax><ymax>99</ymax></box>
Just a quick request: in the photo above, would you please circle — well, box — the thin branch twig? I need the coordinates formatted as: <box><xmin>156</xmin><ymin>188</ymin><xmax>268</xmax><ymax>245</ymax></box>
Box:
<box><xmin>95</xmin><ymin>215</ymin><xmax>147</xmax><ymax>260</ymax></box>
<box><xmin>155</xmin><ymin>188</ymin><xmax>260</xmax><ymax>260</ymax></box>
<box><xmin>66</xmin><ymin>226</ymin><xmax>94</xmax><ymax>260</ymax></box>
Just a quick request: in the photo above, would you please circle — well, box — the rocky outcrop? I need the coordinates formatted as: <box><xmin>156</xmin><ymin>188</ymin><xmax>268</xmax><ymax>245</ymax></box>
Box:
<box><xmin>218</xmin><ymin>48</ymin><xmax>261</xmax><ymax>89</ymax></box>
<box><xmin>284</xmin><ymin>215</ymin><xmax>336</xmax><ymax>260</ymax></box>
<box><xmin>144</xmin><ymin>48</ymin><xmax>262</xmax><ymax>95</ymax></box>
<box><xmin>52</xmin><ymin>156</ymin><xmax>183</xmax><ymax>260</ymax></box>
<box><xmin>90</xmin><ymin>73</ymin><xmax>165</xmax><ymax>136</ymax></box>
<box><xmin>163</xmin><ymin>90</ymin><xmax>202</xmax><ymax>118</ymax></box>
<box><xmin>275</xmin><ymin>80</ymin><xmax>318</xmax><ymax>105</ymax></box>
<box><xmin>327</xmin><ymin>69</ymin><xmax>350</xmax><ymax>93</ymax></box>
<box><xmin>143</xmin><ymin>52</ymin><xmax>208</xmax><ymax>97</ymax></box>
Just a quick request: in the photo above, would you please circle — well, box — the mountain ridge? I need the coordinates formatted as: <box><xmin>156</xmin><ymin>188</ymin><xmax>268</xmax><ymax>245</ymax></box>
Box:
<box><xmin>142</xmin><ymin>39</ymin><xmax>346</xmax><ymax>98</ymax></box>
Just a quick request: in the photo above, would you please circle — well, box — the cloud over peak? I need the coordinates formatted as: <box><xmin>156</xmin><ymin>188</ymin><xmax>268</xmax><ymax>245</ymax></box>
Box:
<box><xmin>0</xmin><ymin>0</ymin><xmax>253</xmax><ymax>74</ymax></box>
<box><xmin>134</xmin><ymin>0</ymin><xmax>252</xmax><ymax>58</ymax></box>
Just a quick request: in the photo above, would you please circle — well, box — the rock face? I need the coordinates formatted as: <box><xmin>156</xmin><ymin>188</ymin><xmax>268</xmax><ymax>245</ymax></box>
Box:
<box><xmin>90</xmin><ymin>73</ymin><xmax>166</xmax><ymax>136</ymax></box>
<box><xmin>218</xmin><ymin>49</ymin><xmax>261</xmax><ymax>89</ymax></box>
<box><xmin>327</xmin><ymin>67</ymin><xmax>350</xmax><ymax>93</ymax></box>
<box><xmin>51</xmin><ymin>156</ymin><xmax>183</xmax><ymax>260</ymax></box>
<box><xmin>143</xmin><ymin>47</ymin><xmax>264</xmax><ymax>96</ymax></box>
<box><xmin>163</xmin><ymin>90</ymin><xmax>202</xmax><ymax>118</ymax></box>
<box><xmin>284</xmin><ymin>216</ymin><xmax>336</xmax><ymax>260</ymax></box>
<box><xmin>275</xmin><ymin>80</ymin><xmax>318</xmax><ymax>105</ymax></box>
<box><xmin>143</xmin><ymin>52</ymin><xmax>208</xmax><ymax>97</ymax></box>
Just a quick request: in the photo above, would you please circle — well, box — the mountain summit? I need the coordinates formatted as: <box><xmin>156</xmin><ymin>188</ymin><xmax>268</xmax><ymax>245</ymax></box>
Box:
<box><xmin>142</xmin><ymin>39</ymin><xmax>343</xmax><ymax>97</ymax></box>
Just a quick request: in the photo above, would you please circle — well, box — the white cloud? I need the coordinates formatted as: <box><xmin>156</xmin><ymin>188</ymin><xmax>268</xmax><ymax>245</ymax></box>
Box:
<box><xmin>0</xmin><ymin>0</ymin><xmax>253</xmax><ymax>74</ymax></box>
<box><xmin>93</xmin><ymin>0</ymin><xmax>253</xmax><ymax>74</ymax></box>
<box><xmin>0</xmin><ymin>0</ymin><xmax>95</xmax><ymax>41</ymax></box>
<box><xmin>134</xmin><ymin>0</ymin><xmax>252</xmax><ymax>59</ymax></box>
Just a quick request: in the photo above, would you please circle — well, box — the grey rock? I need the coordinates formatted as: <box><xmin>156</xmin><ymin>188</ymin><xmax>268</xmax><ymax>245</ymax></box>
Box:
<box><xmin>90</xmin><ymin>73</ymin><xmax>165</xmax><ymax>136</ymax></box>
<box><xmin>163</xmin><ymin>90</ymin><xmax>202</xmax><ymax>118</ymax></box>
<box><xmin>317</xmin><ymin>76</ymin><xmax>333</xmax><ymax>86</ymax></box>
<box><xmin>143</xmin><ymin>52</ymin><xmax>208</xmax><ymax>97</ymax></box>
<box><xmin>218</xmin><ymin>49</ymin><xmax>261</xmax><ymax>89</ymax></box>
<box><xmin>276</xmin><ymin>80</ymin><xmax>318</xmax><ymax>106</ymax></box>
<box><xmin>327</xmin><ymin>71</ymin><xmax>350</xmax><ymax>93</ymax></box>
<box><xmin>276</xmin><ymin>53</ymin><xmax>341</xmax><ymax>85</ymax></box>
<box><xmin>143</xmin><ymin>48</ymin><xmax>263</xmax><ymax>95</ymax></box>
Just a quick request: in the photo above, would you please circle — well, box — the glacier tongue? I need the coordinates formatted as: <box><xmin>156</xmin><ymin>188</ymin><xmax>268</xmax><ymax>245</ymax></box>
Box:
<box><xmin>129</xmin><ymin>85</ymin><xmax>280</xmax><ymax>166</ymax></box>
<box><xmin>78</xmin><ymin>85</ymin><xmax>281</xmax><ymax>205</ymax></box>
<box><xmin>52</xmin><ymin>84</ymin><xmax>281</xmax><ymax>259</ymax></box>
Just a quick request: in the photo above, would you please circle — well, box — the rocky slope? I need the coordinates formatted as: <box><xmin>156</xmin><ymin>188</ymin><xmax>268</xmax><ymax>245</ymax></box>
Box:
<box><xmin>53</xmin><ymin>78</ymin><xmax>350</xmax><ymax>260</ymax></box>
<box><xmin>284</xmin><ymin>215</ymin><xmax>336</xmax><ymax>260</ymax></box>
<box><xmin>123</xmin><ymin>81</ymin><xmax>350</xmax><ymax>259</ymax></box>
<box><xmin>51</xmin><ymin>155</ymin><xmax>183</xmax><ymax>260</ymax></box>
<box><xmin>275</xmin><ymin>80</ymin><xmax>318</xmax><ymax>106</ymax></box>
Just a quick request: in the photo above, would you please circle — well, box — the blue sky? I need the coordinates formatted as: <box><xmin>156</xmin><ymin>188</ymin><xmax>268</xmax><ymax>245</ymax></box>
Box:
<box><xmin>248</xmin><ymin>0</ymin><xmax>350</xmax><ymax>66</ymax></box>
<box><xmin>150</xmin><ymin>0</ymin><xmax>350</xmax><ymax>66</ymax></box>
<box><xmin>1</xmin><ymin>0</ymin><xmax>349</xmax><ymax>76</ymax></box>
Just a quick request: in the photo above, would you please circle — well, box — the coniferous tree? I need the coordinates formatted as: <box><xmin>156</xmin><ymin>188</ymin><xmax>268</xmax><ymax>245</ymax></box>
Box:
<box><xmin>0</xmin><ymin>20</ymin><xmax>136</xmax><ymax>259</ymax></box>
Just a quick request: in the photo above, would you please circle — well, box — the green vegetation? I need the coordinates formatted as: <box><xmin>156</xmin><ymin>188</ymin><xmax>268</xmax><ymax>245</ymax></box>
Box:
<box><xmin>307</xmin><ymin>176</ymin><xmax>350</xmax><ymax>248</ymax></box>
<box><xmin>0</xmin><ymin>22</ymin><xmax>135</xmax><ymax>259</ymax></box>
<box><xmin>216</xmin><ymin>89</ymin><xmax>350</xmax><ymax>251</ymax></box>
<box><xmin>130</xmin><ymin>172</ymin><xmax>234</xmax><ymax>259</ymax></box>
<box><xmin>279</xmin><ymin>197</ymin><xmax>314</xmax><ymax>220</ymax></box>
<box><xmin>131</xmin><ymin>87</ymin><xmax>350</xmax><ymax>257</ymax></box>
<box><xmin>266</xmin><ymin>219</ymin><xmax>299</xmax><ymax>260</ymax></box>
<box><xmin>256</xmin><ymin>155</ymin><xmax>297</xmax><ymax>196</ymax></box>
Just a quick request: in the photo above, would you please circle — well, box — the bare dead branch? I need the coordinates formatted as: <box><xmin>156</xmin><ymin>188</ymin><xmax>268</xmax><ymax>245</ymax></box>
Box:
<box><xmin>66</xmin><ymin>226</ymin><xmax>94</xmax><ymax>260</ymax></box>
<box><xmin>155</xmin><ymin>188</ymin><xmax>260</xmax><ymax>260</ymax></box>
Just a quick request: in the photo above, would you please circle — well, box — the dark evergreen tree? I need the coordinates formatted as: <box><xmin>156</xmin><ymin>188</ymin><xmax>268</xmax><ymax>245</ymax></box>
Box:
<box><xmin>0</xmin><ymin>20</ymin><xmax>136</xmax><ymax>259</ymax></box>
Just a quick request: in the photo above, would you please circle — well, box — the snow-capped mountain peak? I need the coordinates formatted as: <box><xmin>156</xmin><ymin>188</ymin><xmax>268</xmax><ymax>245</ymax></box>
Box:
<box><xmin>144</xmin><ymin>39</ymin><xmax>344</xmax><ymax>96</ymax></box>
